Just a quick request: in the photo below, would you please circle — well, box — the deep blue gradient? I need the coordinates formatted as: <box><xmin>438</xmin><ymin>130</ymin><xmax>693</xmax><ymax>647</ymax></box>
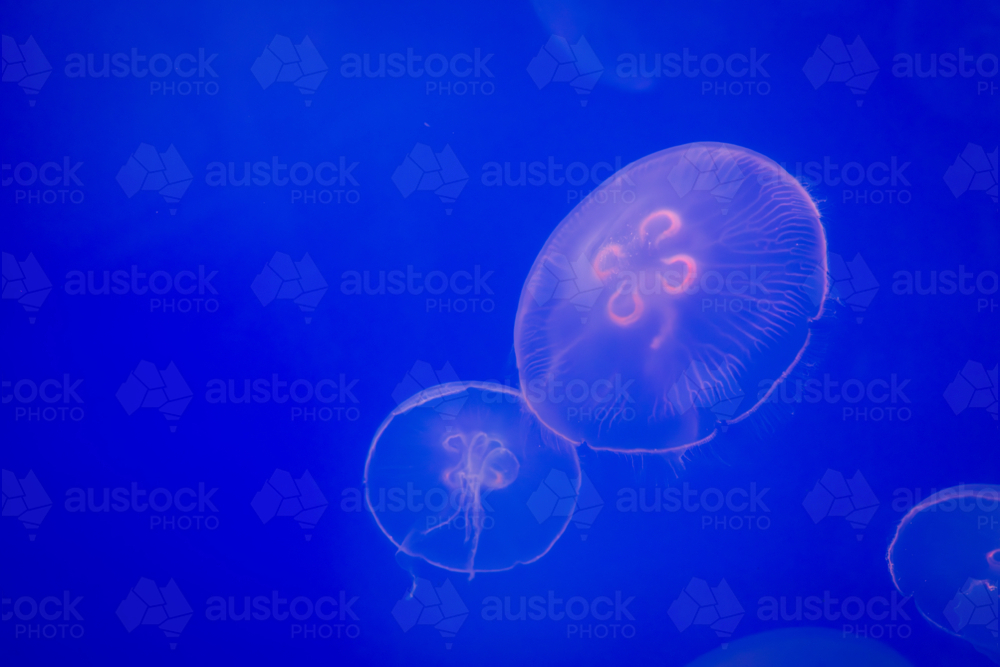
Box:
<box><xmin>3</xmin><ymin>1</ymin><xmax>998</xmax><ymax>665</ymax></box>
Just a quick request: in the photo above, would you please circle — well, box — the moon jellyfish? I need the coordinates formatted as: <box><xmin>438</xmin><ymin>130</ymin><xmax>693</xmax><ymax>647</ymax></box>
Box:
<box><xmin>364</xmin><ymin>382</ymin><xmax>580</xmax><ymax>576</ymax></box>
<box><xmin>683</xmin><ymin>627</ymin><xmax>914</xmax><ymax>667</ymax></box>
<box><xmin>515</xmin><ymin>142</ymin><xmax>827</xmax><ymax>453</ymax></box>
<box><xmin>888</xmin><ymin>484</ymin><xmax>1000</xmax><ymax>662</ymax></box>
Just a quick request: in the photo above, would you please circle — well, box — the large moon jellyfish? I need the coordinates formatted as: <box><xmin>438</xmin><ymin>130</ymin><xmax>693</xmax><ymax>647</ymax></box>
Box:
<box><xmin>683</xmin><ymin>627</ymin><xmax>914</xmax><ymax>667</ymax></box>
<box><xmin>364</xmin><ymin>382</ymin><xmax>580</xmax><ymax>576</ymax></box>
<box><xmin>888</xmin><ymin>484</ymin><xmax>1000</xmax><ymax>662</ymax></box>
<box><xmin>514</xmin><ymin>142</ymin><xmax>827</xmax><ymax>453</ymax></box>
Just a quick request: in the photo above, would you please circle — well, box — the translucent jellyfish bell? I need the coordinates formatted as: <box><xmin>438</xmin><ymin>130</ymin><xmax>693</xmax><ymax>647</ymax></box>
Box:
<box><xmin>683</xmin><ymin>627</ymin><xmax>914</xmax><ymax>666</ymax></box>
<box><xmin>364</xmin><ymin>382</ymin><xmax>580</xmax><ymax>576</ymax></box>
<box><xmin>888</xmin><ymin>484</ymin><xmax>1000</xmax><ymax>662</ymax></box>
<box><xmin>514</xmin><ymin>142</ymin><xmax>827</xmax><ymax>454</ymax></box>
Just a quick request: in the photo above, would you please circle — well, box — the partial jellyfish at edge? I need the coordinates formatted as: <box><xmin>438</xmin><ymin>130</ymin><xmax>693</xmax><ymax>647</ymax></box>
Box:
<box><xmin>888</xmin><ymin>484</ymin><xmax>1000</xmax><ymax>663</ymax></box>
<box><xmin>683</xmin><ymin>627</ymin><xmax>915</xmax><ymax>667</ymax></box>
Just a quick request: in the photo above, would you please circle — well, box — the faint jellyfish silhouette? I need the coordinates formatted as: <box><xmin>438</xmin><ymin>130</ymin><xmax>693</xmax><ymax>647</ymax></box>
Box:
<box><xmin>683</xmin><ymin>627</ymin><xmax>914</xmax><ymax>666</ymax></box>
<box><xmin>888</xmin><ymin>484</ymin><xmax>1000</xmax><ymax>663</ymax></box>
<box><xmin>514</xmin><ymin>142</ymin><xmax>827</xmax><ymax>454</ymax></box>
<box><xmin>364</xmin><ymin>381</ymin><xmax>580</xmax><ymax>577</ymax></box>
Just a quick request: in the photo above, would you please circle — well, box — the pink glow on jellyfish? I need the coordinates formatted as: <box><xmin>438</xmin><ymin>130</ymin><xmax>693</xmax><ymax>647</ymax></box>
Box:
<box><xmin>364</xmin><ymin>382</ymin><xmax>580</xmax><ymax>577</ymax></box>
<box><xmin>514</xmin><ymin>142</ymin><xmax>827</xmax><ymax>454</ymax></box>
<box><xmin>887</xmin><ymin>484</ymin><xmax>1000</xmax><ymax>662</ymax></box>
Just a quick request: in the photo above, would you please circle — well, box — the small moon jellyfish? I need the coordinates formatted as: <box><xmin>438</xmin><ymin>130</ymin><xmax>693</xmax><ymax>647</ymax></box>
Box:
<box><xmin>683</xmin><ymin>627</ymin><xmax>914</xmax><ymax>667</ymax></box>
<box><xmin>364</xmin><ymin>382</ymin><xmax>580</xmax><ymax>576</ymax></box>
<box><xmin>888</xmin><ymin>484</ymin><xmax>1000</xmax><ymax>662</ymax></box>
<box><xmin>514</xmin><ymin>142</ymin><xmax>827</xmax><ymax>453</ymax></box>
